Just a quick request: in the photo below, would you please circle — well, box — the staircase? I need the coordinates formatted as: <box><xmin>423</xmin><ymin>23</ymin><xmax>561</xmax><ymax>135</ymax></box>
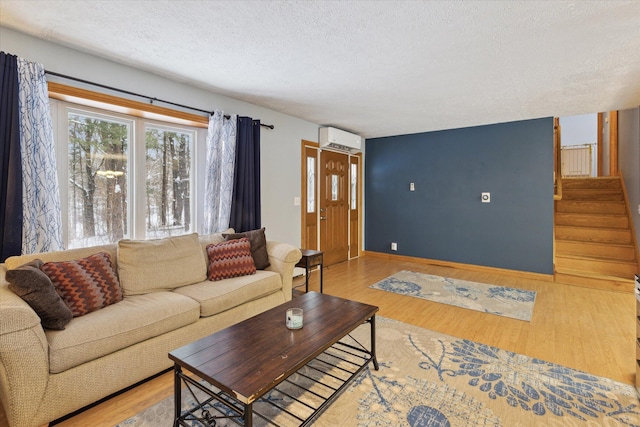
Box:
<box><xmin>554</xmin><ymin>177</ymin><xmax>638</xmax><ymax>292</ymax></box>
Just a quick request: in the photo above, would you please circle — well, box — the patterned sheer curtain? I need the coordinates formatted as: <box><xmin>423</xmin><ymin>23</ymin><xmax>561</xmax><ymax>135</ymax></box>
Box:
<box><xmin>203</xmin><ymin>110</ymin><xmax>237</xmax><ymax>234</ymax></box>
<box><xmin>17</xmin><ymin>57</ymin><xmax>64</xmax><ymax>254</ymax></box>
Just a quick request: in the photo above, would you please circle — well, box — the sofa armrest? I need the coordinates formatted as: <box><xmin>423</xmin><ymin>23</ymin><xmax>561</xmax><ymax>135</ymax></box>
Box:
<box><xmin>265</xmin><ymin>242</ymin><xmax>302</xmax><ymax>301</ymax></box>
<box><xmin>0</xmin><ymin>266</ymin><xmax>50</xmax><ymax>427</ymax></box>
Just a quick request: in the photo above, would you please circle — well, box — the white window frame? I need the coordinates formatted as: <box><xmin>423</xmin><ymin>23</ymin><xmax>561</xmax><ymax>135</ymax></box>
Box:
<box><xmin>138</xmin><ymin>120</ymin><xmax>198</xmax><ymax>240</ymax></box>
<box><xmin>51</xmin><ymin>98</ymin><xmax>207</xmax><ymax>247</ymax></box>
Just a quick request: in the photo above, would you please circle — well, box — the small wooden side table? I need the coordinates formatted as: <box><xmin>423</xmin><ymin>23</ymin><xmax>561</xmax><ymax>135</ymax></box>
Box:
<box><xmin>296</xmin><ymin>249</ymin><xmax>324</xmax><ymax>293</ymax></box>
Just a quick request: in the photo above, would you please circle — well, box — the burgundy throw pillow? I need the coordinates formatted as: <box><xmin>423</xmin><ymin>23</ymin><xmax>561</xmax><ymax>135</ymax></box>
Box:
<box><xmin>206</xmin><ymin>237</ymin><xmax>256</xmax><ymax>281</ymax></box>
<box><xmin>222</xmin><ymin>227</ymin><xmax>270</xmax><ymax>270</ymax></box>
<box><xmin>6</xmin><ymin>259</ymin><xmax>73</xmax><ymax>330</ymax></box>
<box><xmin>41</xmin><ymin>252</ymin><xmax>123</xmax><ymax>317</ymax></box>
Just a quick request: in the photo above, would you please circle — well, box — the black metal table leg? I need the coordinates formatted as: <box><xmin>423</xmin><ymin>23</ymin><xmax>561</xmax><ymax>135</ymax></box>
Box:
<box><xmin>370</xmin><ymin>315</ymin><xmax>379</xmax><ymax>370</ymax></box>
<box><xmin>173</xmin><ymin>364</ymin><xmax>182</xmax><ymax>426</ymax></box>
<box><xmin>244</xmin><ymin>402</ymin><xmax>252</xmax><ymax>427</ymax></box>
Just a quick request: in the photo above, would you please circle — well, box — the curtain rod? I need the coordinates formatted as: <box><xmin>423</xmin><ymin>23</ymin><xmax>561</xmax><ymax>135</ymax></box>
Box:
<box><xmin>44</xmin><ymin>70</ymin><xmax>275</xmax><ymax>130</ymax></box>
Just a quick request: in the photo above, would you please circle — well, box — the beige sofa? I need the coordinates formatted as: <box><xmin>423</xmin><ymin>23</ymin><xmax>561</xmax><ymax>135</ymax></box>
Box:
<box><xmin>0</xmin><ymin>231</ymin><xmax>301</xmax><ymax>427</ymax></box>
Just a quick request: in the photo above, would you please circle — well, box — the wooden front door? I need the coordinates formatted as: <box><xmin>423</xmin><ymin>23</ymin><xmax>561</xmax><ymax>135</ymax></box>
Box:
<box><xmin>320</xmin><ymin>150</ymin><xmax>349</xmax><ymax>266</ymax></box>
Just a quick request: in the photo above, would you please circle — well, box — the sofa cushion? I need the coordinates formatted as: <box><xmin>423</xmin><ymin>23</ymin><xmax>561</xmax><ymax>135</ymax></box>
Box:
<box><xmin>223</xmin><ymin>227</ymin><xmax>270</xmax><ymax>269</ymax></box>
<box><xmin>45</xmin><ymin>292</ymin><xmax>200</xmax><ymax>373</ymax></box>
<box><xmin>206</xmin><ymin>238</ymin><xmax>256</xmax><ymax>281</ymax></box>
<box><xmin>198</xmin><ymin>228</ymin><xmax>234</xmax><ymax>251</ymax></box>
<box><xmin>41</xmin><ymin>252</ymin><xmax>123</xmax><ymax>317</ymax></box>
<box><xmin>173</xmin><ymin>270</ymin><xmax>282</xmax><ymax>317</ymax></box>
<box><xmin>117</xmin><ymin>233</ymin><xmax>207</xmax><ymax>295</ymax></box>
<box><xmin>6</xmin><ymin>259</ymin><xmax>73</xmax><ymax>330</ymax></box>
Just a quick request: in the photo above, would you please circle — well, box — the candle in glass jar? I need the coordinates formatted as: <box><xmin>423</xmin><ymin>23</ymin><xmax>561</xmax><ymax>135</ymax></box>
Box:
<box><xmin>286</xmin><ymin>308</ymin><xmax>303</xmax><ymax>329</ymax></box>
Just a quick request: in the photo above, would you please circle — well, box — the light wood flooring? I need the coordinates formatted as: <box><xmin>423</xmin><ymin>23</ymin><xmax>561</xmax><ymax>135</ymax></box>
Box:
<box><xmin>2</xmin><ymin>254</ymin><xmax>635</xmax><ymax>427</ymax></box>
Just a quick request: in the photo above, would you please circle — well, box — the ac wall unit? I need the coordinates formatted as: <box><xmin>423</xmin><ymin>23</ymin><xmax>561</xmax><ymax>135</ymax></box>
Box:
<box><xmin>319</xmin><ymin>127</ymin><xmax>362</xmax><ymax>152</ymax></box>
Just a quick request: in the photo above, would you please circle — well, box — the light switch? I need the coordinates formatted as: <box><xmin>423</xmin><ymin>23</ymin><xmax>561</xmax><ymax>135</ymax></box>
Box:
<box><xmin>294</xmin><ymin>197</ymin><xmax>301</xmax><ymax>206</ymax></box>
<box><xmin>410</xmin><ymin>183</ymin><xmax>415</xmax><ymax>191</ymax></box>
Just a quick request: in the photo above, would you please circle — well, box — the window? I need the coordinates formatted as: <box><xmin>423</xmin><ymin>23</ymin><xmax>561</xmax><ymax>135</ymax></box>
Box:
<box><xmin>350</xmin><ymin>163</ymin><xmax>358</xmax><ymax>210</ymax></box>
<box><xmin>66</xmin><ymin>109</ymin><xmax>131</xmax><ymax>248</ymax></box>
<box><xmin>145</xmin><ymin>125</ymin><xmax>193</xmax><ymax>239</ymax></box>
<box><xmin>306</xmin><ymin>157</ymin><xmax>315</xmax><ymax>213</ymax></box>
<box><xmin>331</xmin><ymin>174</ymin><xmax>339</xmax><ymax>201</ymax></box>
<box><xmin>53</xmin><ymin>98</ymin><xmax>204</xmax><ymax>248</ymax></box>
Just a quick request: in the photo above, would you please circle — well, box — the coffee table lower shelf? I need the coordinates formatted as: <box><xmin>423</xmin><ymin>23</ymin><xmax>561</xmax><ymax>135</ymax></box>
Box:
<box><xmin>173</xmin><ymin>326</ymin><xmax>377</xmax><ymax>427</ymax></box>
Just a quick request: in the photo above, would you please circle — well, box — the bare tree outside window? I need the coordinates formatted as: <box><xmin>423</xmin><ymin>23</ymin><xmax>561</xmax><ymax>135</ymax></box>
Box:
<box><xmin>67</xmin><ymin>113</ymin><xmax>129</xmax><ymax>248</ymax></box>
<box><xmin>62</xmin><ymin>105</ymin><xmax>197</xmax><ymax>248</ymax></box>
<box><xmin>145</xmin><ymin>126</ymin><xmax>192</xmax><ymax>239</ymax></box>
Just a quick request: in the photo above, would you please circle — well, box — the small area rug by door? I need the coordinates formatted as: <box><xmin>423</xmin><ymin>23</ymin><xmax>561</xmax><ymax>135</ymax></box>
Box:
<box><xmin>369</xmin><ymin>270</ymin><xmax>536</xmax><ymax>321</ymax></box>
<box><xmin>118</xmin><ymin>317</ymin><xmax>638</xmax><ymax>427</ymax></box>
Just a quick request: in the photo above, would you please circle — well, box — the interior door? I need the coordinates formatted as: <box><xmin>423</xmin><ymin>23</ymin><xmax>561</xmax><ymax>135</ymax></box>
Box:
<box><xmin>320</xmin><ymin>150</ymin><xmax>349</xmax><ymax>266</ymax></box>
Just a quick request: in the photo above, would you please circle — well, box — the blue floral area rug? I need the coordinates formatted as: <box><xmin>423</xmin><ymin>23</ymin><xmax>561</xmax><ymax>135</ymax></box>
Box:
<box><xmin>369</xmin><ymin>270</ymin><xmax>536</xmax><ymax>321</ymax></box>
<box><xmin>118</xmin><ymin>317</ymin><xmax>639</xmax><ymax>427</ymax></box>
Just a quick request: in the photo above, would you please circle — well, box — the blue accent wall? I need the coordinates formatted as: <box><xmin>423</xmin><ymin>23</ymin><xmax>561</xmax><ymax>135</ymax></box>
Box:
<box><xmin>364</xmin><ymin>118</ymin><xmax>555</xmax><ymax>274</ymax></box>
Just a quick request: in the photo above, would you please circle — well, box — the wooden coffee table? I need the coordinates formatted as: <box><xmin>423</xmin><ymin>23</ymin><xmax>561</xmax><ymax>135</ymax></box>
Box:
<box><xmin>168</xmin><ymin>292</ymin><xmax>379</xmax><ymax>426</ymax></box>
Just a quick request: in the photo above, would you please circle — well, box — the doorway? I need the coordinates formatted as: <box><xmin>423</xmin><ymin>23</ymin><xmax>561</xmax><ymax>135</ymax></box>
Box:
<box><xmin>556</xmin><ymin>112</ymin><xmax>619</xmax><ymax>179</ymax></box>
<box><xmin>300</xmin><ymin>141</ymin><xmax>361</xmax><ymax>266</ymax></box>
<box><xmin>319</xmin><ymin>149</ymin><xmax>349</xmax><ymax>265</ymax></box>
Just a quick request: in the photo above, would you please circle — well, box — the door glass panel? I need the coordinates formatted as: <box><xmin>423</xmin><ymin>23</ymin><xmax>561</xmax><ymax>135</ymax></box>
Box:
<box><xmin>331</xmin><ymin>174</ymin><xmax>339</xmax><ymax>201</ymax></box>
<box><xmin>350</xmin><ymin>163</ymin><xmax>357</xmax><ymax>210</ymax></box>
<box><xmin>307</xmin><ymin>157</ymin><xmax>315</xmax><ymax>213</ymax></box>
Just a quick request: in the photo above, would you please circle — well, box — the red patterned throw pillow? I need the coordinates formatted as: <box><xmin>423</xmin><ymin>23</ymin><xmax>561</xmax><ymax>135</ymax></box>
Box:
<box><xmin>41</xmin><ymin>252</ymin><xmax>123</xmax><ymax>317</ymax></box>
<box><xmin>206</xmin><ymin>237</ymin><xmax>256</xmax><ymax>281</ymax></box>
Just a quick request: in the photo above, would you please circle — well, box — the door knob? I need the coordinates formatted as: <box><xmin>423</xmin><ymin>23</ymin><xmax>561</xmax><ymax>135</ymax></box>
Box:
<box><xmin>320</xmin><ymin>216</ymin><xmax>327</xmax><ymax>220</ymax></box>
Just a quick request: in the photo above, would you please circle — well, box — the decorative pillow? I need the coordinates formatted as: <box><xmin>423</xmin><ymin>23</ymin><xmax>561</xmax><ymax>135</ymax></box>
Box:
<box><xmin>206</xmin><ymin>238</ymin><xmax>256</xmax><ymax>281</ymax></box>
<box><xmin>41</xmin><ymin>252</ymin><xmax>123</xmax><ymax>317</ymax></box>
<box><xmin>6</xmin><ymin>259</ymin><xmax>73</xmax><ymax>330</ymax></box>
<box><xmin>222</xmin><ymin>227</ymin><xmax>270</xmax><ymax>269</ymax></box>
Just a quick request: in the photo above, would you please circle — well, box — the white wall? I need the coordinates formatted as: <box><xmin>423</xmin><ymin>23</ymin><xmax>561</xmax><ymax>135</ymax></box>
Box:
<box><xmin>1</xmin><ymin>26</ymin><xmax>319</xmax><ymax>246</ymax></box>
<box><xmin>559</xmin><ymin>114</ymin><xmax>597</xmax><ymax>146</ymax></box>
<box><xmin>559</xmin><ymin>113</ymin><xmax>597</xmax><ymax>176</ymax></box>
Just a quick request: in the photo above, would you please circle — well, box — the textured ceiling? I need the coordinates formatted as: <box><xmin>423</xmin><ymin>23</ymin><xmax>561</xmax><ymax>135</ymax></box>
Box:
<box><xmin>1</xmin><ymin>0</ymin><xmax>640</xmax><ymax>138</ymax></box>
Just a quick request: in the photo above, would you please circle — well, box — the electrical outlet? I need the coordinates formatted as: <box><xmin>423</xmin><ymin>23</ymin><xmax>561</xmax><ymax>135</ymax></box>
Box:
<box><xmin>391</xmin><ymin>242</ymin><xmax>398</xmax><ymax>251</ymax></box>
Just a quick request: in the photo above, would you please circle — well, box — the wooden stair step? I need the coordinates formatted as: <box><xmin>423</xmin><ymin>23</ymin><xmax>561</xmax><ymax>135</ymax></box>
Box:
<box><xmin>555</xmin><ymin>200</ymin><xmax>626</xmax><ymax>215</ymax></box>
<box><xmin>555</xmin><ymin>240</ymin><xmax>636</xmax><ymax>261</ymax></box>
<box><xmin>560</xmin><ymin>189</ymin><xmax>623</xmax><ymax>201</ymax></box>
<box><xmin>554</xmin><ymin>268</ymin><xmax>634</xmax><ymax>293</ymax></box>
<box><xmin>555</xmin><ymin>254</ymin><xmax>638</xmax><ymax>278</ymax></box>
<box><xmin>561</xmin><ymin>177</ymin><xmax>622</xmax><ymax>190</ymax></box>
<box><xmin>555</xmin><ymin>225</ymin><xmax>632</xmax><ymax>244</ymax></box>
<box><xmin>554</xmin><ymin>213</ymin><xmax>629</xmax><ymax>229</ymax></box>
<box><xmin>554</xmin><ymin>176</ymin><xmax>638</xmax><ymax>294</ymax></box>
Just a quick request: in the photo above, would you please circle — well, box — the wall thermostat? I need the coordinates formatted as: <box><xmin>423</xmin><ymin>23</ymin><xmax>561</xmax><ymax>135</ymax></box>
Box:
<box><xmin>481</xmin><ymin>192</ymin><xmax>491</xmax><ymax>203</ymax></box>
